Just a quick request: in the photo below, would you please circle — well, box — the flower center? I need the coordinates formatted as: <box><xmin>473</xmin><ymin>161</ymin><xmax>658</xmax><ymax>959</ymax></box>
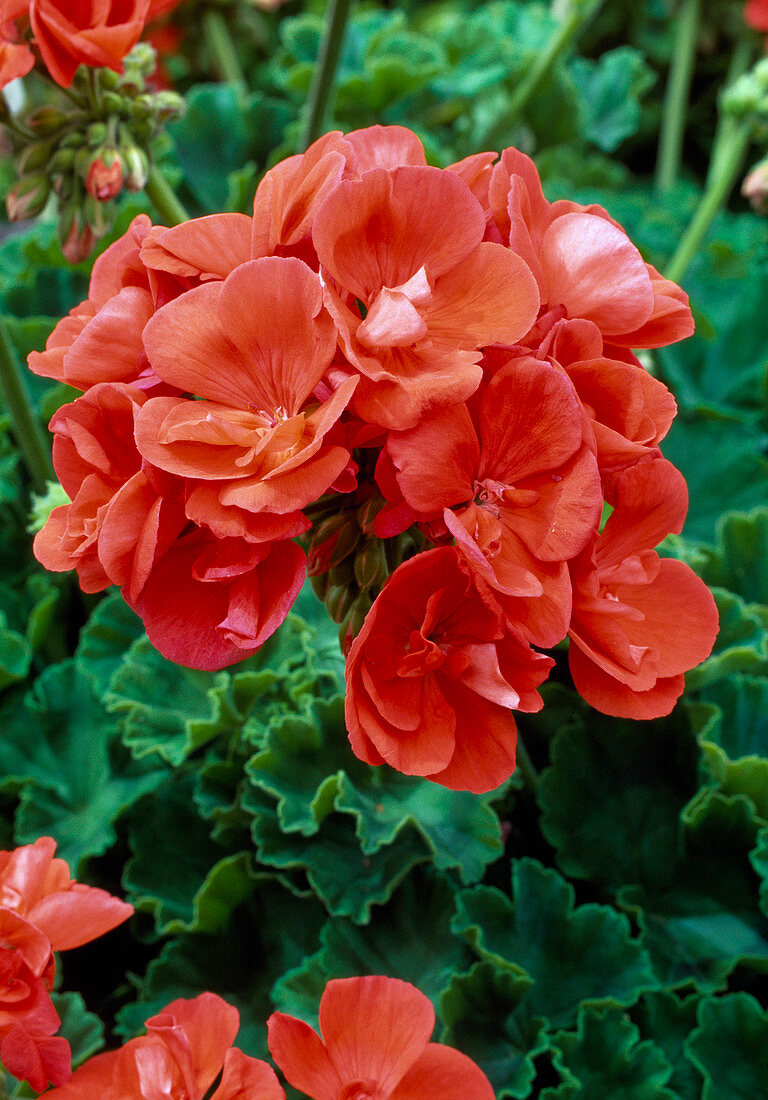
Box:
<box><xmin>340</xmin><ymin>1081</ymin><xmax>383</xmax><ymax>1100</ymax></box>
<box><xmin>356</xmin><ymin>266</ymin><xmax>433</xmax><ymax>348</ymax></box>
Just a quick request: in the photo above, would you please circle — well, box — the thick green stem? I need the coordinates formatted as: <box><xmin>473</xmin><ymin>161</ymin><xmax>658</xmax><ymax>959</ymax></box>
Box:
<box><xmin>665</xmin><ymin>118</ymin><xmax>752</xmax><ymax>284</ymax></box>
<box><xmin>515</xmin><ymin>735</ymin><xmax>540</xmax><ymax>794</ymax></box>
<box><xmin>707</xmin><ymin>35</ymin><xmax>755</xmax><ymax>185</ymax></box>
<box><xmin>202</xmin><ymin>8</ymin><xmax>247</xmax><ymax>94</ymax></box>
<box><xmin>655</xmin><ymin>0</ymin><xmax>701</xmax><ymax>193</ymax></box>
<box><xmin>500</xmin><ymin>0</ymin><xmax>604</xmax><ymax>132</ymax></box>
<box><xmin>0</xmin><ymin>316</ymin><xmax>54</xmax><ymax>493</ymax></box>
<box><xmin>301</xmin><ymin>0</ymin><xmax>354</xmax><ymax>150</ymax></box>
<box><xmin>145</xmin><ymin>165</ymin><xmax>189</xmax><ymax>226</ymax></box>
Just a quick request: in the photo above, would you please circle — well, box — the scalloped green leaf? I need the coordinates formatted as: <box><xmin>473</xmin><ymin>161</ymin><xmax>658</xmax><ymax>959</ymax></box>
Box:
<box><xmin>687</xmin><ymin>508</ymin><xmax>768</xmax><ymax>606</ymax></box>
<box><xmin>50</xmin><ymin>992</ymin><xmax>105</xmax><ymax>1068</ymax></box>
<box><xmin>116</xmin><ymin>883</ymin><xmax>326</xmax><ymax>1058</ymax></box>
<box><xmin>272</xmin><ymin>869</ymin><xmax>469</xmax><ymax>1027</ymax></box>
<box><xmin>748</xmin><ymin>826</ymin><xmax>768</xmax><ymax>919</ymax></box>
<box><xmin>685</xmin><ymin>993</ymin><xmax>768</xmax><ymax>1099</ymax></box>
<box><xmin>538</xmin><ymin>706</ymin><xmax>698</xmax><ymax>888</ymax></box>
<box><xmin>247</xmin><ymin>785</ymin><xmax>428</xmax><ymax>923</ymax></box>
<box><xmin>619</xmin><ymin>792</ymin><xmax>768</xmax><ymax>989</ymax></box>
<box><xmin>0</xmin><ymin>661</ymin><xmax>163</xmax><ymax>872</ymax></box>
<box><xmin>543</xmin><ymin>1006</ymin><xmax>674</xmax><ymax>1099</ymax></box>
<box><xmin>685</xmin><ymin>589</ymin><xmax>768</xmax><ymax>690</ymax></box>
<box><xmin>75</xmin><ymin>592</ymin><xmax>143</xmax><ymax>696</ymax></box>
<box><xmin>440</xmin><ymin>961</ymin><xmax>547</xmax><ymax>1099</ymax></box>
<box><xmin>0</xmin><ymin>611</ymin><xmax>32</xmax><ymax>691</ymax></box>
<box><xmin>453</xmin><ymin>859</ymin><xmax>657</xmax><ymax>1028</ymax></box>
<box><xmin>570</xmin><ymin>47</ymin><xmax>655</xmax><ymax>152</ymax></box>
<box><xmin>123</xmin><ymin>774</ymin><xmax>255</xmax><ymax>936</ymax></box>
<box><xmin>631</xmin><ymin>991</ymin><xmax>705</xmax><ymax>1099</ymax></box>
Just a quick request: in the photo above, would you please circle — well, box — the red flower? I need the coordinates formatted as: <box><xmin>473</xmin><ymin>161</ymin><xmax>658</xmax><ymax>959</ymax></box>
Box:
<box><xmin>0</xmin><ymin>950</ymin><xmax>70</xmax><ymax>1092</ymax></box>
<box><xmin>745</xmin><ymin>0</ymin><xmax>768</xmax><ymax>31</ymax></box>
<box><xmin>313</xmin><ymin>164</ymin><xmax>539</xmax><ymax>429</ymax></box>
<box><xmin>568</xmin><ymin>456</ymin><xmax>718</xmax><ymax>718</ymax></box>
<box><xmin>29</xmin><ymin>0</ymin><xmax>150</xmax><ymax>87</ymax></box>
<box><xmin>47</xmin><ymin>993</ymin><xmax>285</xmax><ymax>1099</ymax></box>
<box><xmin>345</xmin><ymin>547</ymin><xmax>552</xmax><ymax>792</ymax></box>
<box><xmin>268</xmin><ymin>975</ymin><xmax>494</xmax><ymax>1100</ymax></box>
<box><xmin>385</xmin><ymin>355</ymin><xmax>602</xmax><ymax>647</ymax></box>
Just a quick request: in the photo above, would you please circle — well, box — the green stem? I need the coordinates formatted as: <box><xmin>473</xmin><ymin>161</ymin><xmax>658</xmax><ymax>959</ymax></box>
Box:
<box><xmin>145</xmin><ymin>165</ymin><xmax>189</xmax><ymax>226</ymax></box>
<box><xmin>655</xmin><ymin>0</ymin><xmax>701</xmax><ymax>192</ymax></box>
<box><xmin>707</xmin><ymin>35</ymin><xmax>755</xmax><ymax>186</ymax></box>
<box><xmin>501</xmin><ymin>0</ymin><xmax>604</xmax><ymax>132</ymax></box>
<box><xmin>0</xmin><ymin>316</ymin><xmax>54</xmax><ymax>493</ymax></box>
<box><xmin>301</xmin><ymin>0</ymin><xmax>354</xmax><ymax>151</ymax></box>
<box><xmin>202</xmin><ymin>8</ymin><xmax>247</xmax><ymax>94</ymax></box>
<box><xmin>515</xmin><ymin>734</ymin><xmax>540</xmax><ymax>794</ymax></box>
<box><xmin>665</xmin><ymin>117</ymin><xmax>752</xmax><ymax>284</ymax></box>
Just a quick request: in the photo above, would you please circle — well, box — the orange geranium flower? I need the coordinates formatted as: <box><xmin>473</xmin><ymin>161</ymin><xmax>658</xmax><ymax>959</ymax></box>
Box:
<box><xmin>568</xmin><ymin>455</ymin><xmax>718</xmax><ymax>718</ymax></box>
<box><xmin>385</xmin><ymin>355</ymin><xmax>602</xmax><ymax>647</ymax></box>
<box><xmin>268</xmin><ymin>976</ymin><xmax>494</xmax><ymax>1100</ymax></box>
<box><xmin>745</xmin><ymin>0</ymin><xmax>768</xmax><ymax>31</ymax></box>
<box><xmin>488</xmin><ymin>147</ymin><xmax>694</xmax><ymax>350</ymax></box>
<box><xmin>312</xmin><ymin>164</ymin><xmax>539</xmax><ymax>429</ymax></box>
<box><xmin>136</xmin><ymin>256</ymin><xmax>357</xmax><ymax>538</ymax></box>
<box><xmin>47</xmin><ymin>993</ymin><xmax>285</xmax><ymax>1099</ymax></box>
<box><xmin>28</xmin><ymin>0</ymin><xmax>150</xmax><ymax>87</ymax></box>
<box><xmin>345</xmin><ymin>547</ymin><xmax>552</xmax><ymax>792</ymax></box>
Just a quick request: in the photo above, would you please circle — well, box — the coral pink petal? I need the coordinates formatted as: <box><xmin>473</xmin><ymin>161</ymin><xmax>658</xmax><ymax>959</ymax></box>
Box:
<box><xmin>213</xmin><ymin>1048</ymin><xmax>286</xmax><ymax>1100</ymax></box>
<box><xmin>27</xmin><ymin>888</ymin><xmax>133</xmax><ymax>951</ymax></box>
<box><xmin>387</xmin><ymin>404</ymin><xmax>479</xmax><ymax>513</ymax></box>
<box><xmin>540</xmin><ymin>212</ymin><xmax>654</xmax><ymax>335</ymax></box>
<box><xmin>267</xmin><ymin>1013</ymin><xmax>341</xmax><ymax>1100</ymax></box>
<box><xmin>61</xmin><ymin>287</ymin><xmax>154</xmax><ymax>388</ymax></box>
<box><xmin>569</xmin><ymin>643</ymin><xmax>685</xmax><ymax>719</ymax></box>
<box><xmin>345</xmin><ymin>124</ymin><xmax>427</xmax><ymax>171</ymax></box>
<box><xmin>146</xmin><ymin>994</ymin><xmax>239</xmax><ymax>1098</ymax></box>
<box><xmin>425</xmin><ymin>687</ymin><xmax>517</xmax><ymax>794</ymax></box>
<box><xmin>319</xmin><ymin>976</ymin><xmax>434</xmax><ymax>1093</ymax></box>
<box><xmin>424</xmin><ymin>242</ymin><xmax>540</xmax><ymax>347</ymax></box>
<box><xmin>140</xmin><ymin>214</ymin><xmax>252</xmax><ymax>280</ymax></box>
<box><xmin>599</xmin><ymin>455</ymin><xmax>688</xmax><ymax>567</ymax></box>
<box><xmin>391</xmin><ymin>1043</ymin><xmax>495</xmax><ymax>1100</ymax></box>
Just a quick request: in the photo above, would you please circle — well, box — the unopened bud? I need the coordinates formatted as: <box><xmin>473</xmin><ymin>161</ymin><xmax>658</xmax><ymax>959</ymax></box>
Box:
<box><xmin>125</xmin><ymin>42</ymin><xmax>157</xmax><ymax>79</ymax></box>
<box><xmin>7</xmin><ymin>175</ymin><xmax>50</xmax><ymax>220</ymax></box>
<box><xmin>48</xmin><ymin>147</ymin><xmax>76</xmax><ymax>173</ymax></box>
<box><xmin>340</xmin><ymin>591</ymin><xmax>373</xmax><ymax>654</ymax></box>
<box><xmin>743</xmin><ymin>158</ymin><xmax>768</xmax><ymax>213</ymax></box>
<box><xmin>325</xmin><ymin>583</ymin><xmax>356</xmax><ymax>624</ymax></box>
<box><xmin>86</xmin><ymin>122</ymin><xmax>108</xmax><ymax>147</ymax></box>
<box><xmin>60</xmin><ymin>214</ymin><xmax>97</xmax><ymax>264</ymax></box>
<box><xmin>17</xmin><ymin>140</ymin><xmax>53</xmax><ymax>174</ymax></box>
<box><xmin>26</xmin><ymin>105</ymin><xmax>69</xmax><ymax>135</ymax></box>
<box><xmin>120</xmin><ymin>144</ymin><xmax>149</xmax><ymax>191</ymax></box>
<box><xmin>353</xmin><ymin>539</ymin><xmax>388</xmax><ymax>590</ymax></box>
<box><xmin>131</xmin><ymin>94</ymin><xmax>154</xmax><ymax>121</ymax></box>
<box><xmin>101</xmin><ymin>90</ymin><xmax>125</xmax><ymax>115</ymax></box>
<box><xmin>84</xmin><ymin>148</ymin><xmax>123</xmax><ymax>201</ymax></box>
<box><xmin>153</xmin><ymin>90</ymin><xmax>185</xmax><ymax>122</ymax></box>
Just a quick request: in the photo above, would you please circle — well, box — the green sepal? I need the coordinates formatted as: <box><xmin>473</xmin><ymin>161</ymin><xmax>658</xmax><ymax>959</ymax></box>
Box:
<box><xmin>543</xmin><ymin>1006</ymin><xmax>675</xmax><ymax>1099</ymax></box>
<box><xmin>453</xmin><ymin>859</ymin><xmax>657</xmax><ymax>1028</ymax></box>
<box><xmin>440</xmin><ymin>961</ymin><xmax>548</xmax><ymax>1099</ymax></box>
<box><xmin>685</xmin><ymin>992</ymin><xmax>768</xmax><ymax>1100</ymax></box>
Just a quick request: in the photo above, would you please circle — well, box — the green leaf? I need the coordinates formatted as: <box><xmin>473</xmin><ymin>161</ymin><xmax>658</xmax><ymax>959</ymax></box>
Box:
<box><xmin>747</xmin><ymin>826</ymin><xmax>768</xmax><ymax>919</ymax></box>
<box><xmin>75</xmin><ymin>592</ymin><xmax>144</xmax><ymax>697</ymax></box>
<box><xmin>123</xmin><ymin>774</ymin><xmax>255</xmax><ymax>936</ymax></box>
<box><xmin>543</xmin><ymin>1006</ymin><xmax>674</xmax><ymax>1099</ymax></box>
<box><xmin>440</xmin><ymin>962</ymin><xmax>547</xmax><ymax>1099</ymax></box>
<box><xmin>272</xmin><ymin>869</ymin><xmax>469</xmax><ymax>1027</ymax></box>
<box><xmin>50</xmin><ymin>992</ymin><xmax>105</xmax><ymax>1068</ymax></box>
<box><xmin>538</xmin><ymin>705</ymin><xmax>698</xmax><ymax>889</ymax></box>
<box><xmin>631</xmin><ymin>991</ymin><xmax>704</xmax><ymax>1100</ymax></box>
<box><xmin>570</xmin><ymin>47</ymin><xmax>656</xmax><ymax>151</ymax></box>
<box><xmin>619</xmin><ymin>792</ymin><xmax>768</xmax><ymax>989</ymax></box>
<box><xmin>116</xmin><ymin>883</ymin><xmax>326</xmax><ymax>1059</ymax></box>
<box><xmin>685</xmin><ymin>508</ymin><xmax>768</xmax><ymax>606</ymax></box>
<box><xmin>685</xmin><ymin>993</ymin><xmax>768</xmax><ymax>1099</ymax></box>
<box><xmin>453</xmin><ymin>859</ymin><xmax>657</xmax><ymax>1028</ymax></box>
<box><xmin>685</xmin><ymin>589</ymin><xmax>768</xmax><ymax>690</ymax></box>
<box><xmin>0</xmin><ymin>661</ymin><xmax>163</xmax><ymax>872</ymax></box>
<box><xmin>0</xmin><ymin>611</ymin><xmax>33</xmax><ymax>691</ymax></box>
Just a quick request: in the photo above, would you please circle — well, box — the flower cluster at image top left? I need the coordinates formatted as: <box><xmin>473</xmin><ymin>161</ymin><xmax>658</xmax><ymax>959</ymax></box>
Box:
<box><xmin>30</xmin><ymin>123</ymin><xmax>719</xmax><ymax>795</ymax></box>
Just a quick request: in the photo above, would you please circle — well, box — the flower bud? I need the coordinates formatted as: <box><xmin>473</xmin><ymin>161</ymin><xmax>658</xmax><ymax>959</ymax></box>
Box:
<box><xmin>742</xmin><ymin>157</ymin><xmax>768</xmax><ymax>213</ymax></box>
<box><xmin>17</xmin><ymin>140</ymin><xmax>54</xmax><ymax>174</ymax></box>
<box><xmin>48</xmin><ymin>147</ymin><xmax>76</xmax><ymax>173</ymax></box>
<box><xmin>7</xmin><ymin>175</ymin><xmax>50</xmax><ymax>221</ymax></box>
<box><xmin>125</xmin><ymin>42</ymin><xmax>157</xmax><ymax>79</ymax></box>
<box><xmin>153</xmin><ymin>91</ymin><xmax>185</xmax><ymax>122</ymax></box>
<box><xmin>84</xmin><ymin>148</ymin><xmax>123</xmax><ymax>201</ymax></box>
<box><xmin>26</xmin><ymin>105</ymin><xmax>69</xmax><ymax>135</ymax></box>
<box><xmin>101</xmin><ymin>91</ymin><xmax>125</xmax><ymax>115</ymax></box>
<box><xmin>86</xmin><ymin>122</ymin><xmax>108</xmax><ymax>148</ymax></box>
<box><xmin>60</xmin><ymin>215</ymin><xmax>97</xmax><ymax>265</ymax></box>
<box><xmin>353</xmin><ymin>539</ymin><xmax>388</xmax><ymax>590</ymax></box>
<box><xmin>325</xmin><ymin>583</ymin><xmax>356</xmax><ymax>624</ymax></box>
<box><xmin>119</xmin><ymin>144</ymin><xmax>149</xmax><ymax>191</ymax></box>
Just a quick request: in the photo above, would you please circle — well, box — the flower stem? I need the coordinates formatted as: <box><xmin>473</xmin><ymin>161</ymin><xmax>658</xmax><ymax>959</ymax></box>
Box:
<box><xmin>0</xmin><ymin>315</ymin><xmax>54</xmax><ymax>493</ymax></box>
<box><xmin>202</xmin><ymin>8</ymin><xmax>247</xmax><ymax>95</ymax></box>
<box><xmin>144</xmin><ymin>165</ymin><xmax>189</xmax><ymax>226</ymax></box>
<box><xmin>664</xmin><ymin>116</ymin><xmax>752</xmax><ymax>284</ymax></box>
<box><xmin>655</xmin><ymin>0</ymin><xmax>701</xmax><ymax>193</ymax></box>
<box><xmin>501</xmin><ymin>0</ymin><xmax>604</xmax><ymax>131</ymax></box>
<box><xmin>515</xmin><ymin>734</ymin><xmax>540</xmax><ymax>794</ymax></box>
<box><xmin>707</xmin><ymin>35</ymin><xmax>755</xmax><ymax>186</ymax></box>
<box><xmin>301</xmin><ymin>0</ymin><xmax>354</xmax><ymax>151</ymax></box>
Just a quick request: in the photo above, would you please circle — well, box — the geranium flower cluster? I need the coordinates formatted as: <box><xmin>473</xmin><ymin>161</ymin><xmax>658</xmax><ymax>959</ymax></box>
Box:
<box><xmin>32</xmin><ymin>124</ymin><xmax>718</xmax><ymax>794</ymax></box>
<box><xmin>48</xmin><ymin>976</ymin><xmax>494</xmax><ymax>1099</ymax></box>
<box><xmin>0</xmin><ymin>837</ymin><xmax>133</xmax><ymax>1092</ymax></box>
